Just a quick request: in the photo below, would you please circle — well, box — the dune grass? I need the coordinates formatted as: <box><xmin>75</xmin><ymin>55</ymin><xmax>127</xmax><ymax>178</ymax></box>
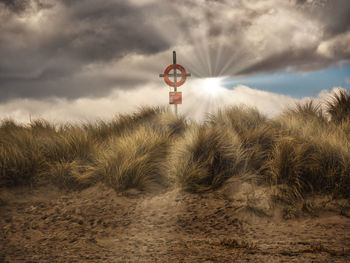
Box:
<box><xmin>327</xmin><ymin>88</ymin><xmax>350</xmax><ymax>124</ymax></box>
<box><xmin>0</xmin><ymin>107</ymin><xmax>184</xmax><ymax>191</ymax></box>
<box><xmin>208</xmin><ymin>106</ymin><xmax>277</xmax><ymax>174</ymax></box>
<box><xmin>88</xmin><ymin>125</ymin><xmax>171</xmax><ymax>192</ymax></box>
<box><xmin>172</xmin><ymin>124</ymin><xmax>247</xmax><ymax>192</ymax></box>
<box><xmin>0</xmin><ymin>90</ymin><xmax>349</xmax><ymax>204</ymax></box>
<box><xmin>266</xmin><ymin>97</ymin><xmax>350</xmax><ymax>203</ymax></box>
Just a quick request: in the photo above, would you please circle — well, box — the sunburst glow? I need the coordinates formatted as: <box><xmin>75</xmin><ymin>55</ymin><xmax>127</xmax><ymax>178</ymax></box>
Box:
<box><xmin>182</xmin><ymin>77</ymin><xmax>229</xmax><ymax>120</ymax></box>
<box><xmin>200</xmin><ymin>77</ymin><xmax>225</xmax><ymax>98</ymax></box>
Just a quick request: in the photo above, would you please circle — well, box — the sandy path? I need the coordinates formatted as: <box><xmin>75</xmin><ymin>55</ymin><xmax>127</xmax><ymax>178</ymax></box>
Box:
<box><xmin>1</xmin><ymin>184</ymin><xmax>350</xmax><ymax>262</ymax></box>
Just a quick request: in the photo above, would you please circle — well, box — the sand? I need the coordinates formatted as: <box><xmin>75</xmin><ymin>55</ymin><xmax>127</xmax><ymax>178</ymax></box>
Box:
<box><xmin>1</xmin><ymin>182</ymin><xmax>350</xmax><ymax>263</ymax></box>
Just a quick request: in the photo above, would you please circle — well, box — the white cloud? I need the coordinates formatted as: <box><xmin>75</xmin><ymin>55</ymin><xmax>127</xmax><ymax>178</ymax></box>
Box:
<box><xmin>182</xmin><ymin>81</ymin><xmax>298</xmax><ymax>120</ymax></box>
<box><xmin>0</xmin><ymin>85</ymin><xmax>166</xmax><ymax>124</ymax></box>
<box><xmin>1</xmin><ymin>79</ymin><xmax>339</xmax><ymax>124</ymax></box>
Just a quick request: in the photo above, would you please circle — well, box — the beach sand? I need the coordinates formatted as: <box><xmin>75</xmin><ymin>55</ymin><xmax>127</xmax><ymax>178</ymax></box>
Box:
<box><xmin>1</xmin><ymin>182</ymin><xmax>350</xmax><ymax>262</ymax></box>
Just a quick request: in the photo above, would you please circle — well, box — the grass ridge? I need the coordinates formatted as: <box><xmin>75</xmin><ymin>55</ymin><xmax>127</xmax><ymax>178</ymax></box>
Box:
<box><xmin>0</xmin><ymin>90</ymin><xmax>349</xmax><ymax>203</ymax></box>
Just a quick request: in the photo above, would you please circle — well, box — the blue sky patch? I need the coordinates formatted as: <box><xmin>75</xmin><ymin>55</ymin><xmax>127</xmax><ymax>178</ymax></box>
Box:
<box><xmin>223</xmin><ymin>64</ymin><xmax>350</xmax><ymax>98</ymax></box>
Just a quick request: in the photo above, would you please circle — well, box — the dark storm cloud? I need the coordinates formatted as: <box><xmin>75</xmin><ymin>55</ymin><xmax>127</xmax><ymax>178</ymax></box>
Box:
<box><xmin>0</xmin><ymin>0</ymin><xmax>30</xmax><ymax>13</ymax></box>
<box><xmin>0</xmin><ymin>0</ymin><xmax>350</xmax><ymax>102</ymax></box>
<box><xmin>296</xmin><ymin>0</ymin><xmax>307</xmax><ymax>4</ymax></box>
<box><xmin>0</xmin><ymin>0</ymin><xmax>54</xmax><ymax>14</ymax></box>
<box><xmin>57</xmin><ymin>0</ymin><xmax>169</xmax><ymax>61</ymax></box>
<box><xmin>236</xmin><ymin>47</ymin><xmax>328</xmax><ymax>75</ymax></box>
<box><xmin>0</xmin><ymin>0</ymin><xmax>171</xmax><ymax>101</ymax></box>
<box><xmin>309</xmin><ymin>0</ymin><xmax>350</xmax><ymax>37</ymax></box>
<box><xmin>222</xmin><ymin>0</ymin><xmax>350</xmax><ymax>76</ymax></box>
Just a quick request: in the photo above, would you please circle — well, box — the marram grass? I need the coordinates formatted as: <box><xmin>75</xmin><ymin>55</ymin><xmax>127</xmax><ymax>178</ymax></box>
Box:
<box><xmin>171</xmin><ymin>124</ymin><xmax>247</xmax><ymax>192</ymax></box>
<box><xmin>88</xmin><ymin>125</ymin><xmax>171</xmax><ymax>192</ymax></box>
<box><xmin>0</xmin><ymin>91</ymin><xmax>349</xmax><ymax>202</ymax></box>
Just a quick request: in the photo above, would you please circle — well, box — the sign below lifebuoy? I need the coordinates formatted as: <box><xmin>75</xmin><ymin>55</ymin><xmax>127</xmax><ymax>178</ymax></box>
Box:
<box><xmin>169</xmin><ymin>91</ymin><xmax>182</xmax><ymax>104</ymax></box>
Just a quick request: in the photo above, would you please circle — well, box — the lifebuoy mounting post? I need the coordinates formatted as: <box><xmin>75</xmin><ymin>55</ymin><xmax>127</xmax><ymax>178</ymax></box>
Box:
<box><xmin>159</xmin><ymin>51</ymin><xmax>191</xmax><ymax>115</ymax></box>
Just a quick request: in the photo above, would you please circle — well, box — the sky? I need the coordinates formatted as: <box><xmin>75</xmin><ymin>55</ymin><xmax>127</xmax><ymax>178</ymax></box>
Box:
<box><xmin>0</xmin><ymin>0</ymin><xmax>349</xmax><ymax>122</ymax></box>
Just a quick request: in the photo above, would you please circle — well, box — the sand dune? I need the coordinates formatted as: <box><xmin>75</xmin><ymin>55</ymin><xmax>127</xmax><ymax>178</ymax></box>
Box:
<box><xmin>1</xmin><ymin>183</ymin><xmax>350</xmax><ymax>262</ymax></box>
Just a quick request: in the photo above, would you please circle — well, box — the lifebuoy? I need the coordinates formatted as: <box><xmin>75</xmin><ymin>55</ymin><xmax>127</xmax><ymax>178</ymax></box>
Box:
<box><xmin>163</xmin><ymin>64</ymin><xmax>187</xmax><ymax>87</ymax></box>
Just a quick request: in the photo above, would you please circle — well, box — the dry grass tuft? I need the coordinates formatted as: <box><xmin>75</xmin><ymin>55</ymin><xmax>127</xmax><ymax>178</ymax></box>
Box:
<box><xmin>0</xmin><ymin>107</ymin><xmax>176</xmax><ymax>192</ymax></box>
<box><xmin>172</xmin><ymin>125</ymin><xmax>247</xmax><ymax>192</ymax></box>
<box><xmin>326</xmin><ymin>88</ymin><xmax>350</xmax><ymax>124</ymax></box>
<box><xmin>208</xmin><ymin>106</ymin><xmax>277</xmax><ymax>174</ymax></box>
<box><xmin>88</xmin><ymin>126</ymin><xmax>171</xmax><ymax>192</ymax></box>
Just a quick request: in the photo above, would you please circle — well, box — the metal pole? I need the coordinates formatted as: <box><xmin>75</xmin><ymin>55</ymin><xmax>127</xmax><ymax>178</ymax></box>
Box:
<box><xmin>173</xmin><ymin>50</ymin><xmax>177</xmax><ymax>115</ymax></box>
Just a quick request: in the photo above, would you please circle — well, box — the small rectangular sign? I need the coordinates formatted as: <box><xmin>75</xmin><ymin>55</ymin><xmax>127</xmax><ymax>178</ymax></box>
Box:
<box><xmin>169</xmin><ymin>92</ymin><xmax>182</xmax><ymax>104</ymax></box>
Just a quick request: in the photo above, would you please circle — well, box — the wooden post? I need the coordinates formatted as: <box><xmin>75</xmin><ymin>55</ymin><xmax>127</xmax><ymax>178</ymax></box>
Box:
<box><xmin>173</xmin><ymin>51</ymin><xmax>177</xmax><ymax>115</ymax></box>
